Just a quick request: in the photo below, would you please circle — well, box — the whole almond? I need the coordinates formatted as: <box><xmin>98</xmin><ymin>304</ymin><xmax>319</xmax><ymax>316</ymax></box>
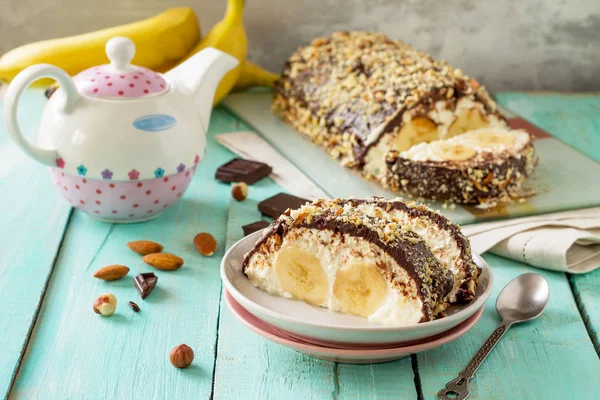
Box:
<box><xmin>127</xmin><ymin>240</ymin><xmax>164</xmax><ymax>255</ymax></box>
<box><xmin>142</xmin><ymin>253</ymin><xmax>184</xmax><ymax>271</ymax></box>
<box><xmin>93</xmin><ymin>265</ymin><xmax>130</xmax><ymax>281</ymax></box>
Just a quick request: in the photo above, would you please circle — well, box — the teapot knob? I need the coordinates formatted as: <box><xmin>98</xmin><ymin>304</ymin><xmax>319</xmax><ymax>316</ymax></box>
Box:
<box><xmin>106</xmin><ymin>37</ymin><xmax>135</xmax><ymax>71</ymax></box>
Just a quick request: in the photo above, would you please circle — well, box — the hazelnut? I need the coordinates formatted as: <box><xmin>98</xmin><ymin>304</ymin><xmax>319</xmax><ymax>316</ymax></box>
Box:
<box><xmin>93</xmin><ymin>293</ymin><xmax>117</xmax><ymax>316</ymax></box>
<box><xmin>193</xmin><ymin>232</ymin><xmax>217</xmax><ymax>256</ymax></box>
<box><xmin>231</xmin><ymin>182</ymin><xmax>248</xmax><ymax>201</ymax></box>
<box><xmin>170</xmin><ymin>344</ymin><xmax>194</xmax><ymax>368</ymax></box>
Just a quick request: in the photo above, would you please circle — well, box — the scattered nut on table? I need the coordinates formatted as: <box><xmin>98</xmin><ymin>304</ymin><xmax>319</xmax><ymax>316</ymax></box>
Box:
<box><xmin>194</xmin><ymin>232</ymin><xmax>217</xmax><ymax>256</ymax></box>
<box><xmin>127</xmin><ymin>240</ymin><xmax>164</xmax><ymax>255</ymax></box>
<box><xmin>170</xmin><ymin>344</ymin><xmax>194</xmax><ymax>368</ymax></box>
<box><xmin>93</xmin><ymin>264</ymin><xmax>129</xmax><ymax>281</ymax></box>
<box><xmin>93</xmin><ymin>293</ymin><xmax>117</xmax><ymax>316</ymax></box>
<box><xmin>142</xmin><ymin>253</ymin><xmax>184</xmax><ymax>270</ymax></box>
<box><xmin>231</xmin><ymin>182</ymin><xmax>249</xmax><ymax>201</ymax></box>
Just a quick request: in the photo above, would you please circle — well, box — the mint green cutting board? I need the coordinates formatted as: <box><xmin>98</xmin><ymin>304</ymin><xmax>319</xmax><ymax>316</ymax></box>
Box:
<box><xmin>222</xmin><ymin>91</ymin><xmax>600</xmax><ymax>224</ymax></box>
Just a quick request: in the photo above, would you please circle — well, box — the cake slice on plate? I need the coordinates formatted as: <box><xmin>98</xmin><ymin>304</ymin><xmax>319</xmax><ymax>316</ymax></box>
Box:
<box><xmin>243</xmin><ymin>198</ymin><xmax>479</xmax><ymax>326</ymax></box>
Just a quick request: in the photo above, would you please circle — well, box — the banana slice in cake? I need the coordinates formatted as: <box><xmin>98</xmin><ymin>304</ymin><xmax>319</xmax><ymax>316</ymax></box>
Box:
<box><xmin>393</xmin><ymin>117</ymin><xmax>439</xmax><ymax>153</ymax></box>
<box><xmin>386</xmin><ymin>128</ymin><xmax>537</xmax><ymax>204</ymax></box>
<box><xmin>333</xmin><ymin>262</ymin><xmax>389</xmax><ymax>317</ymax></box>
<box><xmin>243</xmin><ymin>198</ymin><xmax>475</xmax><ymax>326</ymax></box>
<box><xmin>273</xmin><ymin>246</ymin><xmax>329</xmax><ymax>306</ymax></box>
<box><xmin>431</xmin><ymin>142</ymin><xmax>478</xmax><ymax>161</ymax></box>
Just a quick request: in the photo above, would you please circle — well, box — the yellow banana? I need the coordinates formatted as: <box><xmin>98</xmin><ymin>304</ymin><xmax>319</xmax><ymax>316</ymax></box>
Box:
<box><xmin>0</xmin><ymin>8</ymin><xmax>200</xmax><ymax>87</ymax></box>
<box><xmin>234</xmin><ymin>60</ymin><xmax>280</xmax><ymax>90</ymax></box>
<box><xmin>174</xmin><ymin>0</ymin><xmax>247</xmax><ymax>104</ymax></box>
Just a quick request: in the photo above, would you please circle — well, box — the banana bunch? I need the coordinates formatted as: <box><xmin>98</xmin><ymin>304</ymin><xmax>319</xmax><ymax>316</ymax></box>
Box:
<box><xmin>166</xmin><ymin>0</ymin><xmax>279</xmax><ymax>104</ymax></box>
<box><xmin>0</xmin><ymin>8</ymin><xmax>201</xmax><ymax>87</ymax></box>
<box><xmin>1</xmin><ymin>1</ymin><xmax>280</xmax><ymax>103</ymax></box>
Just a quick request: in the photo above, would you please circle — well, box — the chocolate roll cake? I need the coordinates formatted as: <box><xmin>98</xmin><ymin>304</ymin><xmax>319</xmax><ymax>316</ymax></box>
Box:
<box><xmin>273</xmin><ymin>31</ymin><xmax>536</xmax><ymax>204</ymax></box>
<box><xmin>386</xmin><ymin>128</ymin><xmax>537</xmax><ymax>204</ymax></box>
<box><xmin>243</xmin><ymin>198</ymin><xmax>479</xmax><ymax>326</ymax></box>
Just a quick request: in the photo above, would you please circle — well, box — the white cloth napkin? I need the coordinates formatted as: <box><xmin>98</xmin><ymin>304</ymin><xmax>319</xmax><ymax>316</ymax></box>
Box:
<box><xmin>461</xmin><ymin>208</ymin><xmax>600</xmax><ymax>273</ymax></box>
<box><xmin>216</xmin><ymin>131</ymin><xmax>328</xmax><ymax>200</ymax></box>
<box><xmin>216</xmin><ymin>131</ymin><xmax>600</xmax><ymax>273</ymax></box>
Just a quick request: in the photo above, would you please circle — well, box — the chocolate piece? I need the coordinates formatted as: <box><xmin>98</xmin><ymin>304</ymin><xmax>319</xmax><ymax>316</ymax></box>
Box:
<box><xmin>216</xmin><ymin>158</ymin><xmax>272</xmax><ymax>184</ymax></box>
<box><xmin>242</xmin><ymin>220</ymin><xmax>271</xmax><ymax>236</ymax></box>
<box><xmin>258</xmin><ymin>193</ymin><xmax>309</xmax><ymax>219</ymax></box>
<box><xmin>128</xmin><ymin>301</ymin><xmax>140</xmax><ymax>312</ymax></box>
<box><xmin>134</xmin><ymin>272</ymin><xmax>158</xmax><ymax>299</ymax></box>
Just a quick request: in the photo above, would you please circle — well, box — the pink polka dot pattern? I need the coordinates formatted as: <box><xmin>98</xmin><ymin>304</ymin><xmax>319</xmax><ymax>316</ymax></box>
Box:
<box><xmin>50</xmin><ymin>167</ymin><xmax>195</xmax><ymax>222</ymax></box>
<box><xmin>73</xmin><ymin>65</ymin><xmax>168</xmax><ymax>99</ymax></box>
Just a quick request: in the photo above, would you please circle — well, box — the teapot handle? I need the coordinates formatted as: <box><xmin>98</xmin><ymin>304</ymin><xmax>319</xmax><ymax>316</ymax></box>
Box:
<box><xmin>3</xmin><ymin>64</ymin><xmax>80</xmax><ymax>167</ymax></box>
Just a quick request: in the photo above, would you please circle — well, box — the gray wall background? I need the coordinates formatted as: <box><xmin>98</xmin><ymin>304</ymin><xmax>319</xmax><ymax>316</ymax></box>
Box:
<box><xmin>1</xmin><ymin>0</ymin><xmax>599</xmax><ymax>92</ymax></box>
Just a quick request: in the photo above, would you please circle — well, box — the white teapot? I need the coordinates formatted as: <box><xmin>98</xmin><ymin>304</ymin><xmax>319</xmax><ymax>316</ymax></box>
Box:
<box><xmin>4</xmin><ymin>37</ymin><xmax>237</xmax><ymax>222</ymax></box>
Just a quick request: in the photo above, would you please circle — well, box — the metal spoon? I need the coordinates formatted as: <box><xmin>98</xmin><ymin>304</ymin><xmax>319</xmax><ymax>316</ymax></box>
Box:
<box><xmin>438</xmin><ymin>273</ymin><xmax>550</xmax><ymax>400</ymax></box>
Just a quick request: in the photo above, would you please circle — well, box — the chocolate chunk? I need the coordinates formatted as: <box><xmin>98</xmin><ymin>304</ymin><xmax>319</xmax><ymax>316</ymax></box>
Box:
<box><xmin>258</xmin><ymin>193</ymin><xmax>310</xmax><ymax>218</ymax></box>
<box><xmin>242</xmin><ymin>220</ymin><xmax>271</xmax><ymax>236</ymax></box>
<box><xmin>216</xmin><ymin>158</ymin><xmax>272</xmax><ymax>184</ymax></box>
<box><xmin>128</xmin><ymin>301</ymin><xmax>140</xmax><ymax>312</ymax></box>
<box><xmin>134</xmin><ymin>272</ymin><xmax>158</xmax><ymax>299</ymax></box>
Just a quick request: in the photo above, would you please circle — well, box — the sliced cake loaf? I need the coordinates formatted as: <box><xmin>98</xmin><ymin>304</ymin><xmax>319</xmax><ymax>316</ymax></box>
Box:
<box><xmin>385</xmin><ymin>128</ymin><xmax>537</xmax><ymax>204</ymax></box>
<box><xmin>272</xmin><ymin>31</ymin><xmax>507</xmax><ymax>183</ymax></box>
<box><xmin>243</xmin><ymin>198</ymin><xmax>478</xmax><ymax>326</ymax></box>
<box><xmin>272</xmin><ymin>31</ymin><xmax>537</xmax><ymax>205</ymax></box>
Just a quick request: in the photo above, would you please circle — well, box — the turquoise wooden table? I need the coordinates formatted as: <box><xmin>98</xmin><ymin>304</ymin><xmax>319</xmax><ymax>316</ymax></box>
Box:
<box><xmin>1</xmin><ymin>91</ymin><xmax>599</xmax><ymax>400</ymax></box>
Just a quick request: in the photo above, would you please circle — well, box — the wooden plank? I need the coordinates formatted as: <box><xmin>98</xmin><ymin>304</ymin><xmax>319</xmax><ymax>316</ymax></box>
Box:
<box><xmin>337</xmin><ymin>360</ymin><xmax>418</xmax><ymax>399</ymax></box>
<box><xmin>498</xmin><ymin>92</ymin><xmax>600</xmax><ymax>353</ymax></box>
<box><xmin>416</xmin><ymin>93</ymin><xmax>600</xmax><ymax>399</ymax></box>
<box><xmin>8</xmin><ymin>108</ymin><xmax>240</xmax><ymax>399</ymax></box>
<box><xmin>0</xmin><ymin>90</ymin><xmax>72</xmax><ymax>399</ymax></box>
<box><xmin>569</xmin><ymin>271</ymin><xmax>600</xmax><ymax>353</ymax></box>
<box><xmin>417</xmin><ymin>254</ymin><xmax>600</xmax><ymax>399</ymax></box>
<box><xmin>213</xmin><ymin>178</ymin><xmax>337</xmax><ymax>400</ymax></box>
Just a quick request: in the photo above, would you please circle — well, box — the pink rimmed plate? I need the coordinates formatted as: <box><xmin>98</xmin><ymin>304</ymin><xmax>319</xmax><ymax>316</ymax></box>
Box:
<box><xmin>225</xmin><ymin>290</ymin><xmax>484</xmax><ymax>364</ymax></box>
<box><xmin>221</xmin><ymin>229</ymin><xmax>493</xmax><ymax>345</ymax></box>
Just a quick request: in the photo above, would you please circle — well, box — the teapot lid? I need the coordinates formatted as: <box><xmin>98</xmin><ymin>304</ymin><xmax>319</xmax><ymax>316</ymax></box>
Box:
<box><xmin>72</xmin><ymin>37</ymin><xmax>168</xmax><ymax>99</ymax></box>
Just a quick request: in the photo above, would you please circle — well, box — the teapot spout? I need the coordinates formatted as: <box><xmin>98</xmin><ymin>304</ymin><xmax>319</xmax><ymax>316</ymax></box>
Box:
<box><xmin>165</xmin><ymin>48</ymin><xmax>238</xmax><ymax>129</ymax></box>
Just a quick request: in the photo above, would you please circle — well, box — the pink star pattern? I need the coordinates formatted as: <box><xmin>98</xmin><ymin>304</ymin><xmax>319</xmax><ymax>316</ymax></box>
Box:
<box><xmin>128</xmin><ymin>169</ymin><xmax>140</xmax><ymax>180</ymax></box>
<box><xmin>55</xmin><ymin>157</ymin><xmax>65</xmax><ymax>169</ymax></box>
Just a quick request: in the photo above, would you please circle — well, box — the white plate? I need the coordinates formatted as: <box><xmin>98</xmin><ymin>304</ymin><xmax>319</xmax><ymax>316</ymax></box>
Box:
<box><xmin>221</xmin><ymin>229</ymin><xmax>493</xmax><ymax>345</ymax></box>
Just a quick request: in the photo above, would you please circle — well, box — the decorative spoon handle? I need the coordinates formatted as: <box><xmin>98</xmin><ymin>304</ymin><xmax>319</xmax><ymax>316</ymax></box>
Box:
<box><xmin>437</xmin><ymin>321</ymin><xmax>511</xmax><ymax>400</ymax></box>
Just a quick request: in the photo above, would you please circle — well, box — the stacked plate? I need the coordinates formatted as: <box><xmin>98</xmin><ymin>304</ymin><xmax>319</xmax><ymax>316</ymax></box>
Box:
<box><xmin>221</xmin><ymin>230</ymin><xmax>493</xmax><ymax>364</ymax></box>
